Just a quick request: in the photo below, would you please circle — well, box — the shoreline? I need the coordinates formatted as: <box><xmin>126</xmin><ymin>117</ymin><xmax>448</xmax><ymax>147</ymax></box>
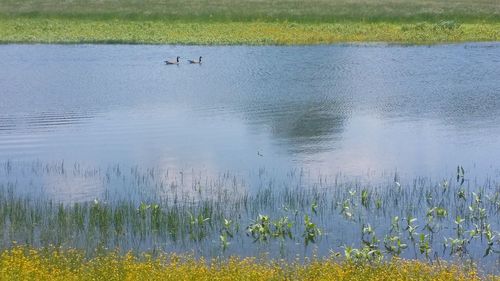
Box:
<box><xmin>1</xmin><ymin>18</ymin><xmax>499</xmax><ymax>45</ymax></box>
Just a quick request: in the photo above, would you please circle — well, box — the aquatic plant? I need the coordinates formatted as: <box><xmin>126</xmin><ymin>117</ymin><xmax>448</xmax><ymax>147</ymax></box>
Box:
<box><xmin>303</xmin><ymin>215</ymin><xmax>321</xmax><ymax>246</ymax></box>
<box><xmin>0</xmin><ymin>161</ymin><xmax>500</xmax><ymax>272</ymax></box>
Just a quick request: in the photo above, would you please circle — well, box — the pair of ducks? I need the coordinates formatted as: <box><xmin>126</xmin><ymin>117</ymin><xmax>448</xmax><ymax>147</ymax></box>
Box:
<box><xmin>165</xmin><ymin>56</ymin><xmax>202</xmax><ymax>65</ymax></box>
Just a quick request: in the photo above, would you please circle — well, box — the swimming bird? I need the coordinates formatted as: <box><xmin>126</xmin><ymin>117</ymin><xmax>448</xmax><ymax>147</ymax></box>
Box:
<box><xmin>165</xmin><ymin>56</ymin><xmax>180</xmax><ymax>65</ymax></box>
<box><xmin>188</xmin><ymin>56</ymin><xmax>202</xmax><ymax>64</ymax></box>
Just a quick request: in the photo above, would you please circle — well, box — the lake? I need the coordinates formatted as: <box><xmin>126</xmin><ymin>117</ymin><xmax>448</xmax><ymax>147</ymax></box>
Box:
<box><xmin>1</xmin><ymin>44</ymin><xmax>500</xmax><ymax>268</ymax></box>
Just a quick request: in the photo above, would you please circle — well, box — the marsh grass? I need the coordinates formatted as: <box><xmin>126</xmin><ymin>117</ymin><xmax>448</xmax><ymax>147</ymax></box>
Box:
<box><xmin>0</xmin><ymin>18</ymin><xmax>499</xmax><ymax>44</ymax></box>
<box><xmin>1</xmin><ymin>161</ymin><xmax>500</xmax><ymax>272</ymax></box>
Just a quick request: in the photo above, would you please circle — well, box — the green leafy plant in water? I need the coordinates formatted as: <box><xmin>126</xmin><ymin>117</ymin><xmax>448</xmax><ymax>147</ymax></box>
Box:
<box><xmin>188</xmin><ymin>211</ymin><xmax>210</xmax><ymax>242</ymax></box>
<box><xmin>404</xmin><ymin>216</ymin><xmax>419</xmax><ymax>258</ymax></box>
<box><xmin>219</xmin><ymin>234</ymin><xmax>229</xmax><ymax>252</ymax></box>
<box><xmin>424</xmin><ymin>209</ymin><xmax>436</xmax><ymax>235</ymax></box>
<box><xmin>343</xmin><ymin>245</ymin><xmax>383</xmax><ymax>264</ymax></box>
<box><xmin>361</xmin><ymin>224</ymin><xmax>381</xmax><ymax>257</ymax></box>
<box><xmin>311</xmin><ymin>201</ymin><xmax>318</xmax><ymax>215</ymax></box>
<box><xmin>457</xmin><ymin>188</ymin><xmax>466</xmax><ymax>201</ymax></box>
<box><xmin>340</xmin><ymin>199</ymin><xmax>353</xmax><ymax>220</ymax></box>
<box><xmin>482</xmin><ymin>224</ymin><xmax>500</xmax><ymax>257</ymax></box>
<box><xmin>272</xmin><ymin>216</ymin><xmax>293</xmax><ymax>240</ymax></box>
<box><xmin>468</xmin><ymin>223</ymin><xmax>481</xmax><ymax>240</ymax></box>
<box><xmin>343</xmin><ymin>224</ymin><xmax>383</xmax><ymax>264</ymax></box>
<box><xmin>446</xmin><ymin>237</ymin><xmax>468</xmax><ymax>257</ymax></box>
<box><xmin>418</xmin><ymin>233</ymin><xmax>432</xmax><ymax>260</ymax></box>
<box><xmin>375</xmin><ymin>197</ymin><xmax>382</xmax><ymax>210</ymax></box>
<box><xmin>247</xmin><ymin>214</ymin><xmax>294</xmax><ymax>244</ymax></box>
<box><xmin>384</xmin><ymin>216</ymin><xmax>407</xmax><ymax>257</ymax></box>
<box><xmin>246</xmin><ymin>214</ymin><xmax>271</xmax><ymax>243</ymax></box>
<box><xmin>469</xmin><ymin>192</ymin><xmax>487</xmax><ymax>230</ymax></box>
<box><xmin>138</xmin><ymin>202</ymin><xmax>150</xmax><ymax>218</ymax></box>
<box><xmin>303</xmin><ymin>214</ymin><xmax>321</xmax><ymax>246</ymax></box>
<box><xmin>435</xmin><ymin>207</ymin><xmax>447</xmax><ymax>218</ymax></box>
<box><xmin>222</xmin><ymin>218</ymin><xmax>234</xmax><ymax>238</ymax></box>
<box><xmin>384</xmin><ymin>234</ymin><xmax>407</xmax><ymax>257</ymax></box>
<box><xmin>150</xmin><ymin>204</ymin><xmax>161</xmax><ymax>232</ymax></box>
<box><xmin>424</xmin><ymin>207</ymin><xmax>446</xmax><ymax>240</ymax></box>
<box><xmin>455</xmin><ymin>215</ymin><xmax>465</xmax><ymax>239</ymax></box>
<box><xmin>136</xmin><ymin>202</ymin><xmax>151</xmax><ymax>237</ymax></box>
<box><xmin>219</xmin><ymin>218</ymin><xmax>234</xmax><ymax>252</ymax></box>
<box><xmin>404</xmin><ymin>216</ymin><xmax>418</xmax><ymax>240</ymax></box>
<box><xmin>273</xmin><ymin>216</ymin><xmax>294</xmax><ymax>257</ymax></box>
<box><xmin>445</xmin><ymin>216</ymin><xmax>468</xmax><ymax>257</ymax></box>
<box><xmin>390</xmin><ymin>216</ymin><xmax>400</xmax><ymax>233</ymax></box>
<box><xmin>361</xmin><ymin>189</ymin><xmax>369</xmax><ymax>208</ymax></box>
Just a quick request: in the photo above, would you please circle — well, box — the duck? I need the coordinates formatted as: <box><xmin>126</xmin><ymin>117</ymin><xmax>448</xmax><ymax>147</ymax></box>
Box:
<box><xmin>165</xmin><ymin>56</ymin><xmax>180</xmax><ymax>65</ymax></box>
<box><xmin>188</xmin><ymin>56</ymin><xmax>202</xmax><ymax>64</ymax></box>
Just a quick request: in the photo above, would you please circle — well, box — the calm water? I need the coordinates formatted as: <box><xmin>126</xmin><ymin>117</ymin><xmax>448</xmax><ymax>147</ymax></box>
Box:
<box><xmin>1</xmin><ymin>43</ymin><xmax>500</xmax><ymax>196</ymax></box>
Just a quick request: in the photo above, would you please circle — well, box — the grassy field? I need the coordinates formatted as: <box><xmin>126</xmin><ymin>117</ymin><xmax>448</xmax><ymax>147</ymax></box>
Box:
<box><xmin>0</xmin><ymin>247</ymin><xmax>484</xmax><ymax>281</ymax></box>
<box><xmin>0</xmin><ymin>0</ymin><xmax>499</xmax><ymax>44</ymax></box>
<box><xmin>1</xmin><ymin>0</ymin><xmax>499</xmax><ymax>22</ymax></box>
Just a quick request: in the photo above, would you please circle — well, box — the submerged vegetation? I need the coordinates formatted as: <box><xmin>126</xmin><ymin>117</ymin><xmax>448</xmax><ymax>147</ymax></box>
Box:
<box><xmin>1</xmin><ymin>161</ymin><xmax>500</xmax><ymax>275</ymax></box>
<box><xmin>0</xmin><ymin>0</ymin><xmax>499</xmax><ymax>44</ymax></box>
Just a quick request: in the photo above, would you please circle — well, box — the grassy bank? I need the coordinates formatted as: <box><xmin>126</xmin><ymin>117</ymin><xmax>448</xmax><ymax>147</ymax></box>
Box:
<box><xmin>0</xmin><ymin>247</ymin><xmax>483</xmax><ymax>281</ymax></box>
<box><xmin>1</xmin><ymin>18</ymin><xmax>499</xmax><ymax>44</ymax></box>
<box><xmin>0</xmin><ymin>0</ymin><xmax>499</xmax><ymax>44</ymax></box>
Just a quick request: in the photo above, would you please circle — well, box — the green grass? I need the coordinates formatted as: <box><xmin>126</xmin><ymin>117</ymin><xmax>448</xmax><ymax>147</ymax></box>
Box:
<box><xmin>1</xmin><ymin>18</ymin><xmax>499</xmax><ymax>44</ymax></box>
<box><xmin>0</xmin><ymin>0</ymin><xmax>499</xmax><ymax>44</ymax></box>
<box><xmin>1</xmin><ymin>0</ymin><xmax>499</xmax><ymax>23</ymax></box>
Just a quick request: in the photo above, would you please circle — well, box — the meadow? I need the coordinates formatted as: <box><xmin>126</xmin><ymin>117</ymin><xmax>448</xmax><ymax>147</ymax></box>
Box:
<box><xmin>1</xmin><ymin>0</ymin><xmax>499</xmax><ymax>22</ymax></box>
<box><xmin>0</xmin><ymin>0</ymin><xmax>499</xmax><ymax>44</ymax></box>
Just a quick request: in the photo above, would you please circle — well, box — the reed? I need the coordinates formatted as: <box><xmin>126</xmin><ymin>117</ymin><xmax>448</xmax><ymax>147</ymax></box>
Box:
<box><xmin>0</xmin><ymin>161</ymin><xmax>499</xmax><ymax>273</ymax></box>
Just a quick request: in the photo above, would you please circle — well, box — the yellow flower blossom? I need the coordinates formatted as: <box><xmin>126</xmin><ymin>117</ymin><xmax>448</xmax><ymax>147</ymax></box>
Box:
<box><xmin>0</xmin><ymin>246</ymin><xmax>488</xmax><ymax>281</ymax></box>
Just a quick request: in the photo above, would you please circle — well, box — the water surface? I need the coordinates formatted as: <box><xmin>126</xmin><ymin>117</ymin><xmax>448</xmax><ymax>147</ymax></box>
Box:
<box><xmin>0</xmin><ymin>43</ymin><xmax>499</xmax><ymax>197</ymax></box>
